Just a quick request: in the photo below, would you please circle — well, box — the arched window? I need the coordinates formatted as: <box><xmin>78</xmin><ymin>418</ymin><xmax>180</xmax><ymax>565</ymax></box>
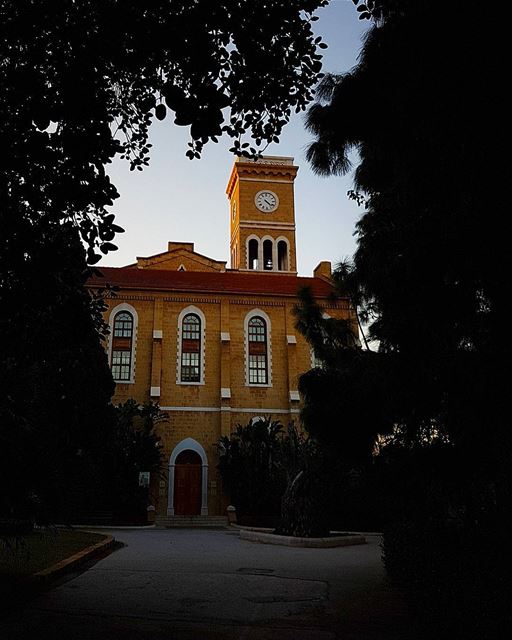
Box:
<box><xmin>263</xmin><ymin>239</ymin><xmax>273</xmax><ymax>270</ymax></box>
<box><xmin>111</xmin><ymin>311</ymin><xmax>134</xmax><ymax>381</ymax></box>
<box><xmin>248</xmin><ymin>316</ymin><xmax>268</xmax><ymax>384</ymax></box>
<box><xmin>248</xmin><ymin>238</ymin><xmax>259</xmax><ymax>270</ymax></box>
<box><xmin>277</xmin><ymin>240</ymin><xmax>289</xmax><ymax>271</ymax></box>
<box><xmin>181</xmin><ymin>313</ymin><xmax>201</xmax><ymax>382</ymax></box>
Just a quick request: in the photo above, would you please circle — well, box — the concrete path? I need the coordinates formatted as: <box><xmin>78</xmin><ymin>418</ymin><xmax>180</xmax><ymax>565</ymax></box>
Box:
<box><xmin>0</xmin><ymin>529</ymin><xmax>423</xmax><ymax>639</ymax></box>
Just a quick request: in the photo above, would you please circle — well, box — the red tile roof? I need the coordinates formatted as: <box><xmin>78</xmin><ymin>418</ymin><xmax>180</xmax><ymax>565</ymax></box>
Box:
<box><xmin>87</xmin><ymin>266</ymin><xmax>336</xmax><ymax>299</ymax></box>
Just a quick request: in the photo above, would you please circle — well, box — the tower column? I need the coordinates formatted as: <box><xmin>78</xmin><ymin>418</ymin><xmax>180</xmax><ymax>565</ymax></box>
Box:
<box><xmin>220</xmin><ymin>299</ymin><xmax>232</xmax><ymax>436</ymax></box>
<box><xmin>150</xmin><ymin>298</ymin><xmax>163</xmax><ymax>399</ymax></box>
<box><xmin>226</xmin><ymin>156</ymin><xmax>299</xmax><ymax>274</ymax></box>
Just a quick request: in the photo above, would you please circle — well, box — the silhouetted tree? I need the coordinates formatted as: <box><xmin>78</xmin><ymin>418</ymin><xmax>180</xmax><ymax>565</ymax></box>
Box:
<box><xmin>1</xmin><ymin>0</ymin><xmax>328</xmax><ymax>262</ymax></box>
<box><xmin>275</xmin><ymin>423</ymin><xmax>332</xmax><ymax>537</ymax></box>
<box><xmin>294</xmin><ymin>285</ymin><xmax>388</xmax><ymax>457</ymax></box>
<box><xmin>217</xmin><ymin>417</ymin><xmax>286</xmax><ymax>520</ymax></box>
<box><xmin>299</xmin><ymin>1</ymin><xmax>509</xmax><ymax>635</ymax></box>
<box><xmin>99</xmin><ymin>400</ymin><xmax>164</xmax><ymax>523</ymax></box>
<box><xmin>218</xmin><ymin>416</ymin><xmax>340</xmax><ymax>537</ymax></box>
<box><xmin>0</xmin><ymin>227</ymin><xmax>115</xmax><ymax>523</ymax></box>
<box><xmin>305</xmin><ymin>0</ymin><xmax>508</xmax><ymax>490</ymax></box>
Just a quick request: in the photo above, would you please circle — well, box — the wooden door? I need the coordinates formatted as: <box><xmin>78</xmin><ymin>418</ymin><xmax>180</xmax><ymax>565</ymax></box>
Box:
<box><xmin>174</xmin><ymin>450</ymin><xmax>202</xmax><ymax>515</ymax></box>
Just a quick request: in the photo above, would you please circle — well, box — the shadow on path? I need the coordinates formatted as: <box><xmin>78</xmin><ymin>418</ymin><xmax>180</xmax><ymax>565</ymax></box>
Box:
<box><xmin>0</xmin><ymin>529</ymin><xmax>427</xmax><ymax>640</ymax></box>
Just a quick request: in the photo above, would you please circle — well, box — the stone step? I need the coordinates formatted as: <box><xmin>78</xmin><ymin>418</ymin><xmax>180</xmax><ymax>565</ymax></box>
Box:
<box><xmin>156</xmin><ymin>522</ymin><xmax>228</xmax><ymax>529</ymax></box>
<box><xmin>155</xmin><ymin>515</ymin><xmax>228</xmax><ymax>528</ymax></box>
<box><xmin>156</xmin><ymin>516</ymin><xmax>228</xmax><ymax>523</ymax></box>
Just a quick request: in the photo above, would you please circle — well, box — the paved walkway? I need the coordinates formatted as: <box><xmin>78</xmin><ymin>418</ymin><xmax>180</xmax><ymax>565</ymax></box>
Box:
<box><xmin>0</xmin><ymin>529</ymin><xmax>423</xmax><ymax>639</ymax></box>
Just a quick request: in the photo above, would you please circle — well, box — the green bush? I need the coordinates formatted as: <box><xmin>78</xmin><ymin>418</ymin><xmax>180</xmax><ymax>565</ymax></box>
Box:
<box><xmin>379</xmin><ymin>440</ymin><xmax>512</xmax><ymax>640</ymax></box>
<box><xmin>383</xmin><ymin>516</ymin><xmax>511</xmax><ymax>640</ymax></box>
<box><xmin>219</xmin><ymin>419</ymin><xmax>355</xmax><ymax>537</ymax></box>
<box><xmin>217</xmin><ymin>418</ymin><xmax>287</xmax><ymax>519</ymax></box>
<box><xmin>58</xmin><ymin>400</ymin><xmax>164</xmax><ymax>525</ymax></box>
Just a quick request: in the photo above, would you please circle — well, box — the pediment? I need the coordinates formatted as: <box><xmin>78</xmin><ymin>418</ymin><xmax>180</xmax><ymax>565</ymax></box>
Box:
<box><xmin>128</xmin><ymin>242</ymin><xmax>226</xmax><ymax>272</ymax></box>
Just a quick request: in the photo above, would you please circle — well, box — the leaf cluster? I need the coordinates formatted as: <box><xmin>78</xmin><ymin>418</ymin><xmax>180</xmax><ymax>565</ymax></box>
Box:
<box><xmin>0</xmin><ymin>228</ymin><xmax>116</xmax><ymax>522</ymax></box>
<box><xmin>303</xmin><ymin>0</ymin><xmax>509</xmax><ymax>460</ymax></box>
<box><xmin>0</xmin><ymin>0</ymin><xmax>328</xmax><ymax>262</ymax></box>
<box><xmin>217</xmin><ymin>417</ymin><xmax>322</xmax><ymax>518</ymax></box>
<box><xmin>301</xmin><ymin>1</ymin><xmax>511</xmax><ymax>618</ymax></box>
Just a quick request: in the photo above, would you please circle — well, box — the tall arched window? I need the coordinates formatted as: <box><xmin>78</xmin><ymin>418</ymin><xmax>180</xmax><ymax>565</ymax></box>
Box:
<box><xmin>111</xmin><ymin>311</ymin><xmax>134</xmax><ymax>381</ymax></box>
<box><xmin>181</xmin><ymin>313</ymin><xmax>201</xmax><ymax>382</ymax></box>
<box><xmin>248</xmin><ymin>238</ymin><xmax>259</xmax><ymax>270</ymax></box>
<box><xmin>263</xmin><ymin>239</ymin><xmax>273</xmax><ymax>270</ymax></box>
<box><xmin>248</xmin><ymin>316</ymin><xmax>268</xmax><ymax>384</ymax></box>
<box><xmin>277</xmin><ymin>240</ymin><xmax>289</xmax><ymax>271</ymax></box>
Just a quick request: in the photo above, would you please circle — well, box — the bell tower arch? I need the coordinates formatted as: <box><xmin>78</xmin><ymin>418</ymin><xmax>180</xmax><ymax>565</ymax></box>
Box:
<box><xmin>226</xmin><ymin>156</ymin><xmax>298</xmax><ymax>273</ymax></box>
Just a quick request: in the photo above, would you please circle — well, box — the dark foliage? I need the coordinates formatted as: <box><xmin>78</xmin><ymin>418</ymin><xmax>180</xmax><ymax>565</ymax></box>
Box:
<box><xmin>217</xmin><ymin>417</ymin><xmax>287</xmax><ymax>519</ymax></box>
<box><xmin>275</xmin><ymin>433</ymin><xmax>332</xmax><ymax>537</ymax></box>
<box><xmin>300</xmin><ymin>1</ymin><xmax>509</xmax><ymax>634</ymax></box>
<box><xmin>380</xmin><ymin>437</ymin><xmax>511</xmax><ymax>640</ymax></box>
<box><xmin>75</xmin><ymin>399</ymin><xmax>164</xmax><ymax>525</ymax></box>
<box><xmin>0</xmin><ymin>228</ymin><xmax>115</xmax><ymax>523</ymax></box>
<box><xmin>0</xmin><ymin>222</ymin><xmax>162</xmax><ymax>525</ymax></box>
<box><xmin>295</xmin><ymin>287</ymin><xmax>386</xmax><ymax>461</ymax></box>
<box><xmin>0</xmin><ymin>0</ymin><xmax>328</xmax><ymax>262</ymax></box>
<box><xmin>218</xmin><ymin>418</ymin><xmax>347</xmax><ymax>537</ymax></box>
<box><xmin>107</xmin><ymin>400</ymin><xmax>163</xmax><ymax>522</ymax></box>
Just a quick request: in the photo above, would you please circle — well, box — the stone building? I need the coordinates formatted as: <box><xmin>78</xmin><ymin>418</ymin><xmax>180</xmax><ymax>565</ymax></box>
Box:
<box><xmin>88</xmin><ymin>156</ymin><xmax>355</xmax><ymax>521</ymax></box>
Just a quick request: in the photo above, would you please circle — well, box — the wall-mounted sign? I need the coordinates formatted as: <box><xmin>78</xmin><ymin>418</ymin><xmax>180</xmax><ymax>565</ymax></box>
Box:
<box><xmin>139</xmin><ymin>471</ymin><xmax>150</xmax><ymax>488</ymax></box>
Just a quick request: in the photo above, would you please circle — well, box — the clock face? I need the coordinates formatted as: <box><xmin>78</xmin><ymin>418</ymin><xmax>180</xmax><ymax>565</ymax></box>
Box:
<box><xmin>255</xmin><ymin>190</ymin><xmax>279</xmax><ymax>213</ymax></box>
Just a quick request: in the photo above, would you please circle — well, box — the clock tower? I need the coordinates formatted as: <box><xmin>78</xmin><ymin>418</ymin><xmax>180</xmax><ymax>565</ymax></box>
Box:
<box><xmin>226</xmin><ymin>156</ymin><xmax>298</xmax><ymax>273</ymax></box>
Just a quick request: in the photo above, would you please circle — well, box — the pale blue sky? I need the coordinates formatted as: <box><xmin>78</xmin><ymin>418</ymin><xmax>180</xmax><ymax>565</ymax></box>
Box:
<box><xmin>103</xmin><ymin>1</ymin><xmax>368</xmax><ymax>276</ymax></box>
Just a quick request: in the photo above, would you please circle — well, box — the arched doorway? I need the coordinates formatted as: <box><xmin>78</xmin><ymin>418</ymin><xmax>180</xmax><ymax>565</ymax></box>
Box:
<box><xmin>167</xmin><ymin>438</ymin><xmax>209</xmax><ymax>516</ymax></box>
<box><xmin>174</xmin><ymin>450</ymin><xmax>202</xmax><ymax>515</ymax></box>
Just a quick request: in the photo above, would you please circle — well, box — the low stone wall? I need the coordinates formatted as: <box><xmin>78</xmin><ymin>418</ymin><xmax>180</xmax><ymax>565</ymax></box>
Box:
<box><xmin>239</xmin><ymin>529</ymin><xmax>366</xmax><ymax>548</ymax></box>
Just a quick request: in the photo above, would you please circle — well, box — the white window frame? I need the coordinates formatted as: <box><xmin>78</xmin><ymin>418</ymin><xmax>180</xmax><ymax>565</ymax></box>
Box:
<box><xmin>244</xmin><ymin>308</ymin><xmax>272</xmax><ymax>387</ymax></box>
<box><xmin>176</xmin><ymin>305</ymin><xmax>206</xmax><ymax>385</ymax></box>
<box><xmin>108</xmin><ymin>302</ymin><xmax>138</xmax><ymax>384</ymax></box>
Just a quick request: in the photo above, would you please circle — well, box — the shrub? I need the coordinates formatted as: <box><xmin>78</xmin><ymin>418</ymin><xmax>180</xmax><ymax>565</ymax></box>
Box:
<box><xmin>217</xmin><ymin>417</ymin><xmax>286</xmax><ymax>519</ymax></box>
<box><xmin>58</xmin><ymin>400</ymin><xmax>164</xmax><ymax>525</ymax></box>
<box><xmin>380</xmin><ymin>440</ymin><xmax>512</xmax><ymax>640</ymax></box>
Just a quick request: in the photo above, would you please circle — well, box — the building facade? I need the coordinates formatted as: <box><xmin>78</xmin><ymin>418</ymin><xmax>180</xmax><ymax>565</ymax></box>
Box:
<box><xmin>89</xmin><ymin>156</ymin><xmax>355</xmax><ymax>518</ymax></box>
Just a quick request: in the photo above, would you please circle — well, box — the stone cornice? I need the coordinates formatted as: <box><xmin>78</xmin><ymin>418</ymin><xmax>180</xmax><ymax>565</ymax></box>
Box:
<box><xmin>226</xmin><ymin>160</ymin><xmax>298</xmax><ymax>199</ymax></box>
<box><xmin>240</xmin><ymin>221</ymin><xmax>295</xmax><ymax>230</ymax></box>
<box><xmin>100</xmin><ymin>291</ymin><xmax>350</xmax><ymax>310</ymax></box>
<box><xmin>227</xmin><ymin>298</ymin><xmax>285</xmax><ymax>307</ymax></box>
